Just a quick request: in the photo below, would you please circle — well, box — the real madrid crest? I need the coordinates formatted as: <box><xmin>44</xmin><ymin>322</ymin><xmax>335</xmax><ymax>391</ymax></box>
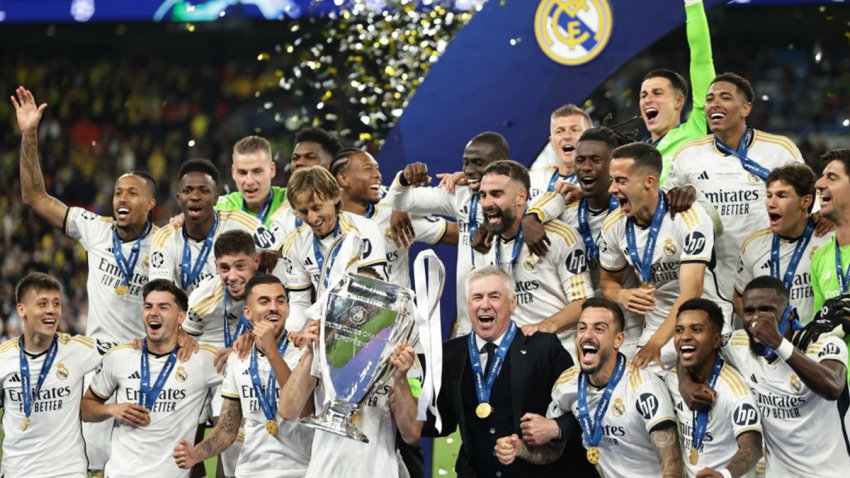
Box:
<box><xmin>524</xmin><ymin>255</ymin><xmax>536</xmax><ymax>272</ymax></box>
<box><xmin>56</xmin><ymin>363</ymin><xmax>69</xmax><ymax>380</ymax></box>
<box><xmin>612</xmin><ymin>397</ymin><xmax>625</xmax><ymax>416</ymax></box>
<box><xmin>790</xmin><ymin>374</ymin><xmax>802</xmax><ymax>393</ymax></box>
<box><xmin>747</xmin><ymin>173</ymin><xmax>761</xmax><ymax>184</ymax></box>
<box><xmin>385</xmin><ymin>228</ymin><xmax>395</xmax><ymax>243</ymax></box>
<box><xmin>176</xmin><ymin>366</ymin><xmax>188</xmax><ymax>383</ymax></box>
<box><xmin>663</xmin><ymin>238</ymin><xmax>677</xmax><ymax>257</ymax></box>
<box><xmin>534</xmin><ymin>0</ymin><xmax>614</xmax><ymax>66</ymax></box>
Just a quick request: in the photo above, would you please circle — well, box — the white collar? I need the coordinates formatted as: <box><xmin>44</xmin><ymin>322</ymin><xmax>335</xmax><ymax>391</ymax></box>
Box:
<box><xmin>474</xmin><ymin>327</ymin><xmax>509</xmax><ymax>353</ymax></box>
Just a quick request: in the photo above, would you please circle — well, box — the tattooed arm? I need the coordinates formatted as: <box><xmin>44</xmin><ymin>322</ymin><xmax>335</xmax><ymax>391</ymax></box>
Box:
<box><xmin>174</xmin><ymin>397</ymin><xmax>243</xmax><ymax>469</ymax></box>
<box><xmin>724</xmin><ymin>431</ymin><xmax>762</xmax><ymax>478</ymax></box>
<box><xmin>11</xmin><ymin>87</ymin><xmax>68</xmax><ymax>229</ymax></box>
<box><xmin>650</xmin><ymin>423</ymin><xmax>685</xmax><ymax>478</ymax></box>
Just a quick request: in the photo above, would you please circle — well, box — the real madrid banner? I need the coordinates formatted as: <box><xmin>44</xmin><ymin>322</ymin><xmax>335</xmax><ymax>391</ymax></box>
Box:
<box><xmin>534</xmin><ymin>0</ymin><xmax>614</xmax><ymax>66</ymax></box>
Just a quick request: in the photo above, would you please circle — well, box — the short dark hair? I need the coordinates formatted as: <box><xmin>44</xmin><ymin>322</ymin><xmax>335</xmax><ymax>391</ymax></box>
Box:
<box><xmin>579</xmin><ymin>126</ymin><xmax>622</xmax><ymax>151</ymax></box>
<box><xmin>821</xmin><ymin>148</ymin><xmax>850</xmax><ymax>178</ymax></box>
<box><xmin>677</xmin><ymin>298</ymin><xmax>725</xmax><ymax>333</ymax></box>
<box><xmin>470</xmin><ymin>131</ymin><xmax>510</xmax><ymax>161</ymax></box>
<box><xmin>16</xmin><ymin>272</ymin><xmax>61</xmax><ymax>304</ymax></box>
<box><xmin>711</xmin><ymin>72</ymin><xmax>755</xmax><ymax>103</ymax></box>
<box><xmin>126</xmin><ymin>170</ymin><xmax>157</xmax><ymax>196</ymax></box>
<box><xmin>178</xmin><ymin>158</ymin><xmax>220</xmax><ymax>186</ymax></box>
<box><xmin>214</xmin><ymin>230</ymin><xmax>256</xmax><ymax>259</ymax></box>
<box><xmin>329</xmin><ymin>147</ymin><xmax>367</xmax><ymax>178</ymax></box>
<box><xmin>142</xmin><ymin>279</ymin><xmax>188</xmax><ymax>312</ymax></box>
<box><xmin>245</xmin><ymin>274</ymin><xmax>285</xmax><ymax>301</ymax></box>
<box><xmin>743</xmin><ymin>275</ymin><xmax>789</xmax><ymax>301</ymax></box>
<box><xmin>644</xmin><ymin>69</ymin><xmax>689</xmax><ymax>100</ymax></box>
<box><xmin>482</xmin><ymin>159</ymin><xmax>531</xmax><ymax>192</ymax></box>
<box><xmin>766</xmin><ymin>163</ymin><xmax>817</xmax><ymax>212</ymax></box>
<box><xmin>581</xmin><ymin>297</ymin><xmax>625</xmax><ymax>332</ymax></box>
<box><xmin>295</xmin><ymin>128</ymin><xmax>343</xmax><ymax>158</ymax></box>
<box><xmin>611</xmin><ymin>142</ymin><xmax>663</xmax><ymax>176</ymax></box>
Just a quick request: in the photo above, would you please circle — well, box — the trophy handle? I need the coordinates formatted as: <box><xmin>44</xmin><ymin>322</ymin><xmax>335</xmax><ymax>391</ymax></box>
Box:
<box><xmin>316</xmin><ymin>233</ymin><xmax>362</xmax><ymax>299</ymax></box>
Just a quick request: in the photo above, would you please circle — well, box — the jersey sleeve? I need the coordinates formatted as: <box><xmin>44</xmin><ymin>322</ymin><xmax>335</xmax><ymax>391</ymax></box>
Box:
<box><xmin>358</xmin><ymin>220</ymin><xmax>389</xmax><ymax>280</ymax></box>
<box><xmin>200</xmin><ymin>345</ymin><xmax>224</xmax><ymax>388</ymax></box>
<box><xmin>527</xmin><ymin>191</ymin><xmax>568</xmax><ymax>223</ymax></box>
<box><xmin>735</xmin><ymin>243</ymin><xmax>755</xmax><ymax>295</ymax></box>
<box><xmin>599</xmin><ymin>218</ymin><xmax>627</xmax><ymax>272</ymax></box>
<box><xmin>411</xmin><ymin>215</ymin><xmax>448</xmax><ymax>245</ymax></box>
<box><xmin>683</xmin><ymin>0</ymin><xmax>715</xmax><ymax>139</ymax></box>
<box><xmin>64</xmin><ymin>207</ymin><xmax>109</xmax><ymax>249</ymax></box>
<box><xmin>551</xmin><ymin>224</ymin><xmax>593</xmax><ymax>302</ymax></box>
<box><xmin>385</xmin><ymin>172</ymin><xmax>459</xmax><ymax>218</ymax></box>
<box><xmin>547</xmin><ymin>369</ymin><xmax>577</xmax><ymax>419</ymax></box>
<box><xmin>633</xmin><ymin>369</ymin><xmax>677</xmax><ymax>432</ymax></box>
<box><xmin>149</xmin><ymin>226</ymin><xmax>177</xmax><ymax>282</ymax></box>
<box><xmin>807</xmin><ymin>335</ymin><xmax>848</xmax><ymax>365</ymax></box>
<box><xmin>728</xmin><ymin>389</ymin><xmax>762</xmax><ymax>439</ymax></box>
<box><xmin>72</xmin><ymin>336</ymin><xmax>106</xmax><ymax>375</ymax></box>
<box><xmin>89</xmin><ymin>352</ymin><xmax>119</xmax><ymax>400</ymax></box>
<box><xmin>677</xmin><ymin>205</ymin><xmax>713</xmax><ymax>264</ymax></box>
<box><xmin>182</xmin><ymin>280</ymin><xmax>221</xmax><ymax>337</ymax></box>
<box><xmin>220</xmin><ymin>353</ymin><xmax>240</xmax><ymax>400</ymax></box>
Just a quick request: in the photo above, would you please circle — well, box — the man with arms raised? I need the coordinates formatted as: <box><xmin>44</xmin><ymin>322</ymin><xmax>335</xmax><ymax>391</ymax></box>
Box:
<box><xmin>528</xmin><ymin>104</ymin><xmax>592</xmax><ymax>198</ymax></box>
<box><xmin>174</xmin><ymin>275</ymin><xmax>313</xmax><ymax>476</ymax></box>
<box><xmin>495</xmin><ymin>298</ymin><xmax>682</xmax><ymax>477</ymax></box>
<box><xmin>0</xmin><ymin>273</ymin><xmax>105</xmax><ymax>478</ymax></box>
<box><xmin>666</xmin><ymin>299</ymin><xmax>762</xmax><ymax>477</ymax></box>
<box><xmin>81</xmin><ymin>280</ymin><xmax>222</xmax><ymax>478</ymax></box>
<box><xmin>735</xmin><ymin>164</ymin><xmax>827</xmax><ymax>324</ymax></box>
<box><xmin>386</xmin><ymin>131</ymin><xmax>509</xmax><ymax>335</ymax></box>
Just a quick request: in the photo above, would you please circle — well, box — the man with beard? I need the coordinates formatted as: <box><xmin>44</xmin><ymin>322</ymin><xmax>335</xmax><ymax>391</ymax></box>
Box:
<box><xmin>476</xmin><ymin>159</ymin><xmax>592</xmax><ymax>359</ymax></box>
<box><xmin>386</xmin><ymin>132</ymin><xmax>509</xmax><ymax>335</ymax></box>
<box><xmin>735</xmin><ymin>164</ymin><xmax>828</xmax><ymax>324</ymax></box>
<box><xmin>13</xmin><ymin>86</ymin><xmax>158</xmax><ymax>472</ymax></box>
<box><xmin>666</xmin><ymin>73</ymin><xmax>805</xmax><ymax>318</ymax></box>
<box><xmin>680</xmin><ymin>276</ymin><xmax>850</xmax><ymax>476</ymax></box>
<box><xmin>528</xmin><ymin>104</ymin><xmax>592</xmax><ymax>199</ymax></box>
<box><xmin>173</xmin><ymin>275</ymin><xmax>313</xmax><ymax>477</ymax></box>
<box><xmin>665</xmin><ymin>299</ymin><xmax>762</xmax><ymax>477</ymax></box>
<box><xmin>495</xmin><ymin>298</ymin><xmax>682</xmax><ymax>477</ymax></box>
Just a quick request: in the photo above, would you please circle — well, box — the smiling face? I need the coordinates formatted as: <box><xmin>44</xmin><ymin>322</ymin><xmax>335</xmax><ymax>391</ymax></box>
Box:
<box><xmin>706</xmin><ymin>81</ymin><xmax>751</xmax><ymax>136</ymax></box>
<box><xmin>17</xmin><ymin>287</ymin><xmax>62</xmax><ymax>338</ymax></box>
<box><xmin>244</xmin><ymin>282</ymin><xmax>289</xmax><ymax>337</ymax></box>
<box><xmin>467</xmin><ymin>274</ymin><xmax>515</xmax><ymax>342</ymax></box>
<box><xmin>741</xmin><ymin>287</ymin><xmax>786</xmax><ymax>357</ymax></box>
<box><xmin>177</xmin><ymin>171</ymin><xmax>218</xmax><ymax>226</ymax></box>
<box><xmin>574</xmin><ymin>139</ymin><xmax>613</xmax><ymax>199</ymax></box>
<box><xmin>338</xmin><ymin>152</ymin><xmax>383</xmax><ymax>205</ymax></box>
<box><xmin>291</xmin><ymin>141</ymin><xmax>331</xmax><ymax>172</ymax></box>
<box><xmin>143</xmin><ymin>290</ymin><xmax>184</xmax><ymax>346</ymax></box>
<box><xmin>766</xmin><ymin>179</ymin><xmax>811</xmax><ymax>235</ymax></box>
<box><xmin>113</xmin><ymin>174</ymin><xmax>155</xmax><ymax>230</ymax></box>
<box><xmin>479</xmin><ymin>173</ymin><xmax>526</xmax><ymax>236</ymax></box>
<box><xmin>640</xmin><ymin>76</ymin><xmax>685</xmax><ymax>138</ymax></box>
<box><xmin>549</xmin><ymin>114</ymin><xmax>590</xmax><ymax>172</ymax></box>
<box><xmin>462</xmin><ymin>140</ymin><xmax>502</xmax><ymax>192</ymax></box>
<box><xmin>232</xmin><ymin>150</ymin><xmax>275</xmax><ymax>210</ymax></box>
<box><xmin>815</xmin><ymin>160</ymin><xmax>850</xmax><ymax>224</ymax></box>
<box><xmin>674</xmin><ymin>309</ymin><xmax>721</xmax><ymax>369</ymax></box>
<box><xmin>215</xmin><ymin>252</ymin><xmax>259</xmax><ymax>300</ymax></box>
<box><xmin>291</xmin><ymin>189</ymin><xmax>339</xmax><ymax>237</ymax></box>
<box><xmin>575</xmin><ymin>307</ymin><xmax>624</xmax><ymax>376</ymax></box>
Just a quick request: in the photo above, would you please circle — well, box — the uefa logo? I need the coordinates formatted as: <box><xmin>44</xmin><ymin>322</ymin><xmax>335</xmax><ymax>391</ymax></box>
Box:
<box><xmin>534</xmin><ymin>0</ymin><xmax>613</xmax><ymax>66</ymax></box>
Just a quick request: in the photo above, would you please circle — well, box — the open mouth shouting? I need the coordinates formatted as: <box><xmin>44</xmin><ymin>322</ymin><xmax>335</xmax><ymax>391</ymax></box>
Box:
<box><xmin>768</xmin><ymin>211</ymin><xmax>783</xmax><ymax>230</ymax></box>
<box><xmin>579</xmin><ymin>340</ymin><xmax>600</xmax><ymax>365</ymax></box>
<box><xmin>643</xmin><ymin>107</ymin><xmax>660</xmax><ymax>125</ymax></box>
<box><xmin>116</xmin><ymin>205</ymin><xmax>132</xmax><ymax>222</ymax></box>
<box><xmin>147</xmin><ymin>318</ymin><xmax>163</xmax><ymax>332</ymax></box>
<box><xmin>185</xmin><ymin>205</ymin><xmax>205</xmax><ymax>220</ymax></box>
<box><xmin>679</xmin><ymin>343</ymin><xmax>697</xmax><ymax>362</ymax></box>
<box><xmin>819</xmin><ymin>190</ymin><xmax>833</xmax><ymax>209</ymax></box>
<box><xmin>708</xmin><ymin>111</ymin><xmax>727</xmax><ymax>128</ymax></box>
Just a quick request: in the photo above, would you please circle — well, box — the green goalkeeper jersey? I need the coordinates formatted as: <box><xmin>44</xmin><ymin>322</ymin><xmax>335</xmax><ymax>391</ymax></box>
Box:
<box><xmin>809</xmin><ymin>237</ymin><xmax>850</xmax><ymax>383</ymax></box>
<box><xmin>215</xmin><ymin>186</ymin><xmax>287</xmax><ymax>227</ymax></box>
<box><xmin>657</xmin><ymin>1</ymin><xmax>716</xmax><ymax>185</ymax></box>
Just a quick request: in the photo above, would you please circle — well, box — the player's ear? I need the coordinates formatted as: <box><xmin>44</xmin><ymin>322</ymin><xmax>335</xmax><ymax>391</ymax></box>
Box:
<box><xmin>614</xmin><ymin>331</ymin><xmax>625</xmax><ymax>350</ymax></box>
<box><xmin>741</xmin><ymin>100</ymin><xmax>753</xmax><ymax>119</ymax></box>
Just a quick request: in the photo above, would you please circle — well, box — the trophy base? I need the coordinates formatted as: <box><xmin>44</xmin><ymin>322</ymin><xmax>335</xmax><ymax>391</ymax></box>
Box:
<box><xmin>301</xmin><ymin>403</ymin><xmax>369</xmax><ymax>443</ymax></box>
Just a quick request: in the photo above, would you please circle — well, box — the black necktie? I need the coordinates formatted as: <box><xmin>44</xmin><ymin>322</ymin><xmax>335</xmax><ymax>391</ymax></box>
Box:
<box><xmin>482</xmin><ymin>342</ymin><xmax>498</xmax><ymax>377</ymax></box>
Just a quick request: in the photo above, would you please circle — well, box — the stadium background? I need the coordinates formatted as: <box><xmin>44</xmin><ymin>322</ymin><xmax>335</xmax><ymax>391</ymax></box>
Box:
<box><xmin>0</xmin><ymin>0</ymin><xmax>848</xmax><ymax>476</ymax></box>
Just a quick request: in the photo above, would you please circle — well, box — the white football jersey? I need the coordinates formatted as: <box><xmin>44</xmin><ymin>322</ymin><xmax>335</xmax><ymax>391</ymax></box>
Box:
<box><xmin>385</xmin><ymin>172</ymin><xmax>485</xmax><ymax>335</ymax></box>
<box><xmin>548</xmin><ymin>361</ymin><xmax>677</xmax><ymax>478</ymax></box>
<box><xmin>280</xmin><ymin>211</ymin><xmax>388</xmax><ymax>332</ymax></box>
<box><xmin>149</xmin><ymin>210</ymin><xmax>266</xmax><ymax>294</ymax></box>
<box><xmin>667</xmin><ymin>131</ymin><xmax>804</xmax><ymax>301</ymax></box>
<box><xmin>665</xmin><ymin>364</ymin><xmax>762</xmax><ymax>477</ymax></box>
<box><xmin>481</xmin><ymin>220</ymin><xmax>593</xmax><ymax>358</ymax></box>
<box><xmin>600</xmin><ymin>203</ymin><xmax>726</xmax><ymax>346</ymax></box>
<box><xmin>220</xmin><ymin>346</ymin><xmax>313</xmax><ymax>477</ymax></box>
<box><xmin>90</xmin><ymin>343</ymin><xmax>222</xmax><ymax>478</ymax></box>
<box><xmin>721</xmin><ymin>330</ymin><xmax>850</xmax><ymax>477</ymax></box>
<box><xmin>367</xmin><ymin>202</ymin><xmax>448</xmax><ymax>289</ymax></box>
<box><xmin>182</xmin><ymin>276</ymin><xmax>245</xmax><ymax>348</ymax></box>
<box><xmin>736</xmin><ymin>227</ymin><xmax>830</xmax><ymax>324</ymax></box>
<box><xmin>0</xmin><ymin>334</ymin><xmax>102</xmax><ymax>478</ymax></box>
<box><xmin>65</xmin><ymin>207</ymin><xmax>158</xmax><ymax>342</ymax></box>
<box><xmin>528</xmin><ymin>167</ymin><xmax>576</xmax><ymax>201</ymax></box>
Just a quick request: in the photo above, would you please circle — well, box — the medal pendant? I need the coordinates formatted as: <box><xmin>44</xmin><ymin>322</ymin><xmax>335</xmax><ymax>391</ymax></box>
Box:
<box><xmin>689</xmin><ymin>448</ymin><xmax>699</xmax><ymax>466</ymax></box>
<box><xmin>475</xmin><ymin>402</ymin><xmax>492</xmax><ymax>419</ymax></box>
<box><xmin>640</xmin><ymin>281</ymin><xmax>652</xmax><ymax>289</ymax></box>
<box><xmin>352</xmin><ymin>411</ymin><xmax>361</xmax><ymax>426</ymax></box>
<box><xmin>266</xmin><ymin>419</ymin><xmax>278</xmax><ymax>436</ymax></box>
<box><xmin>115</xmin><ymin>284</ymin><xmax>129</xmax><ymax>296</ymax></box>
<box><xmin>142</xmin><ymin>414</ymin><xmax>151</xmax><ymax>427</ymax></box>
<box><xmin>21</xmin><ymin>416</ymin><xmax>29</xmax><ymax>431</ymax></box>
<box><xmin>586</xmin><ymin>447</ymin><xmax>600</xmax><ymax>465</ymax></box>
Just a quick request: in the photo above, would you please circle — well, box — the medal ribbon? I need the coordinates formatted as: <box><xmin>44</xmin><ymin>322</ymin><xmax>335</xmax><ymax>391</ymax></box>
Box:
<box><xmin>313</xmin><ymin>221</ymin><xmax>341</xmax><ymax>290</ymax></box>
<box><xmin>714</xmin><ymin>128</ymin><xmax>769</xmax><ymax>181</ymax></box>
<box><xmin>770</xmin><ymin>219</ymin><xmax>814</xmax><ymax>293</ymax></box>
<box><xmin>139</xmin><ymin>341</ymin><xmax>179</xmax><ymax>410</ymax></box>
<box><xmin>467</xmin><ymin>321</ymin><xmax>517</xmax><ymax>405</ymax></box>
<box><xmin>578</xmin><ymin>196</ymin><xmax>620</xmax><ymax>261</ymax></box>
<box><xmin>577</xmin><ymin>352</ymin><xmax>626</xmax><ymax>448</ymax></box>
<box><xmin>223</xmin><ymin>288</ymin><xmax>249</xmax><ymax>349</ymax></box>
<box><xmin>692</xmin><ymin>356</ymin><xmax>724</xmax><ymax>453</ymax></box>
<box><xmin>494</xmin><ymin>226</ymin><xmax>524</xmax><ymax>274</ymax></box>
<box><xmin>19</xmin><ymin>335</ymin><xmax>59</xmax><ymax>424</ymax></box>
<box><xmin>834</xmin><ymin>236</ymin><xmax>850</xmax><ymax>293</ymax></box>
<box><xmin>365</xmin><ymin>203</ymin><xmax>376</xmax><ymax>219</ymax></box>
<box><xmin>625</xmin><ymin>192</ymin><xmax>667</xmax><ymax>285</ymax></box>
<box><xmin>113</xmin><ymin>219</ymin><xmax>152</xmax><ymax>287</ymax></box>
<box><xmin>762</xmin><ymin>305</ymin><xmax>802</xmax><ymax>361</ymax></box>
<box><xmin>245</xmin><ymin>192</ymin><xmax>274</xmax><ymax>225</ymax></box>
<box><xmin>180</xmin><ymin>212</ymin><xmax>219</xmax><ymax>289</ymax></box>
<box><xmin>468</xmin><ymin>194</ymin><xmax>480</xmax><ymax>267</ymax></box>
<box><xmin>249</xmin><ymin>333</ymin><xmax>289</xmax><ymax>422</ymax></box>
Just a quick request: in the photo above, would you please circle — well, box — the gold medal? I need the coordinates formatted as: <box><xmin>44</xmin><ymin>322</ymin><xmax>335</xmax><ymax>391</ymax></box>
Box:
<box><xmin>586</xmin><ymin>447</ymin><xmax>600</xmax><ymax>465</ymax></box>
<box><xmin>475</xmin><ymin>402</ymin><xmax>492</xmax><ymax>419</ymax></box>
<box><xmin>266</xmin><ymin>419</ymin><xmax>278</xmax><ymax>436</ymax></box>
<box><xmin>640</xmin><ymin>281</ymin><xmax>652</xmax><ymax>289</ymax></box>
<box><xmin>689</xmin><ymin>448</ymin><xmax>699</xmax><ymax>466</ymax></box>
<box><xmin>142</xmin><ymin>414</ymin><xmax>151</xmax><ymax>427</ymax></box>
<box><xmin>352</xmin><ymin>411</ymin><xmax>361</xmax><ymax>426</ymax></box>
<box><xmin>21</xmin><ymin>416</ymin><xmax>29</xmax><ymax>431</ymax></box>
<box><xmin>115</xmin><ymin>284</ymin><xmax>129</xmax><ymax>296</ymax></box>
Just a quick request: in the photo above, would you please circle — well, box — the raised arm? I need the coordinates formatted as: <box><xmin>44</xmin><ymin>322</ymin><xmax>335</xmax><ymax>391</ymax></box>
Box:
<box><xmin>12</xmin><ymin>87</ymin><xmax>68</xmax><ymax>229</ymax></box>
<box><xmin>279</xmin><ymin>320</ymin><xmax>320</xmax><ymax>420</ymax></box>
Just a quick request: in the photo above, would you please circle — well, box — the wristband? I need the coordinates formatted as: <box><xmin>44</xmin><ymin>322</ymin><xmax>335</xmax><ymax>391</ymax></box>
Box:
<box><xmin>719</xmin><ymin>468</ymin><xmax>732</xmax><ymax>478</ymax></box>
<box><xmin>776</xmin><ymin>338</ymin><xmax>795</xmax><ymax>362</ymax></box>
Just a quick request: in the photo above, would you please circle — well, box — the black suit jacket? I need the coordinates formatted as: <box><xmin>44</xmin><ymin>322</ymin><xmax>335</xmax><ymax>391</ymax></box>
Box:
<box><xmin>423</xmin><ymin>329</ymin><xmax>598</xmax><ymax>478</ymax></box>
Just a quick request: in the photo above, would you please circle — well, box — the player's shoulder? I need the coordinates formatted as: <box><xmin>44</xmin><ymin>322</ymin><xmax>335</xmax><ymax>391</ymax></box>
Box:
<box><xmin>152</xmin><ymin>223</ymin><xmax>178</xmax><ymax>248</ymax></box>
<box><xmin>723</xmin><ymin>330</ymin><xmax>751</xmax><ymax>350</ymax></box>
<box><xmin>670</xmin><ymin>205</ymin><xmax>707</xmax><ymax>231</ymax></box>
<box><xmin>804</xmin><ymin>335</ymin><xmax>847</xmax><ymax>359</ymax></box>
<box><xmin>0</xmin><ymin>336</ymin><xmax>20</xmax><ymax>356</ymax></box>
<box><xmin>753</xmin><ymin>129</ymin><xmax>800</xmax><ymax>156</ymax></box>
<box><xmin>219</xmin><ymin>209</ymin><xmax>261</xmax><ymax>230</ymax></box>
<box><xmin>626</xmin><ymin>362</ymin><xmax>659</xmax><ymax>390</ymax></box>
<box><xmin>198</xmin><ymin>343</ymin><xmax>220</xmax><ymax>358</ymax></box>
<box><xmin>188</xmin><ymin>277</ymin><xmax>224</xmax><ymax>314</ymax></box>
<box><xmin>529</xmin><ymin>166</ymin><xmax>557</xmax><ymax>181</ymax></box>
<box><xmin>717</xmin><ymin>361</ymin><xmax>750</xmax><ymax>400</ymax></box>
<box><xmin>104</xmin><ymin>342</ymin><xmax>139</xmax><ymax>359</ymax></box>
<box><xmin>554</xmin><ymin>365</ymin><xmax>580</xmax><ymax>388</ymax></box>
<box><xmin>601</xmin><ymin>207</ymin><xmax>626</xmax><ymax>233</ymax></box>
<box><xmin>61</xmin><ymin>333</ymin><xmax>97</xmax><ymax>350</ymax></box>
<box><xmin>543</xmin><ymin>219</ymin><xmax>579</xmax><ymax>246</ymax></box>
<box><xmin>811</xmin><ymin>236</ymin><xmax>835</xmax><ymax>263</ymax></box>
<box><xmin>342</xmin><ymin>211</ymin><xmax>382</xmax><ymax>237</ymax></box>
<box><xmin>741</xmin><ymin>227</ymin><xmax>773</xmax><ymax>252</ymax></box>
<box><xmin>215</xmin><ymin>192</ymin><xmax>243</xmax><ymax>210</ymax></box>
<box><xmin>671</xmin><ymin>134</ymin><xmax>715</xmax><ymax>161</ymax></box>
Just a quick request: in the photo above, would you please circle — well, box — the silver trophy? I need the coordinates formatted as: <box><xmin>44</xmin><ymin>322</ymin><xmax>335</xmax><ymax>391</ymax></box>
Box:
<box><xmin>301</xmin><ymin>233</ymin><xmax>444</xmax><ymax>442</ymax></box>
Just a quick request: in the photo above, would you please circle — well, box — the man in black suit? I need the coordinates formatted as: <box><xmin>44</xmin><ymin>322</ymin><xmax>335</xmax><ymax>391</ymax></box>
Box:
<box><xmin>401</xmin><ymin>265</ymin><xmax>597</xmax><ymax>477</ymax></box>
